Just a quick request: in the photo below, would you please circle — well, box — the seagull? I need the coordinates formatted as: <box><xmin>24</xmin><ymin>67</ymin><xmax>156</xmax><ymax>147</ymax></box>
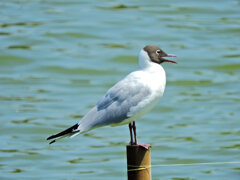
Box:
<box><xmin>47</xmin><ymin>45</ymin><xmax>177</xmax><ymax>148</ymax></box>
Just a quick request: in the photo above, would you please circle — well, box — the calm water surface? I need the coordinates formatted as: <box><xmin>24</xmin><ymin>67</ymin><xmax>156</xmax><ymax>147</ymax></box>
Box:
<box><xmin>0</xmin><ymin>0</ymin><xmax>240</xmax><ymax>179</ymax></box>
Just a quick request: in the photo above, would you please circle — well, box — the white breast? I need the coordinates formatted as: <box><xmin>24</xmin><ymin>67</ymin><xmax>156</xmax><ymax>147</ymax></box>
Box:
<box><xmin>126</xmin><ymin>50</ymin><xmax>166</xmax><ymax>120</ymax></box>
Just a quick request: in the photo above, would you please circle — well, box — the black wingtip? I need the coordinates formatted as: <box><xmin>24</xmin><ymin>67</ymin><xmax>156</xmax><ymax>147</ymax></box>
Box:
<box><xmin>46</xmin><ymin>123</ymin><xmax>79</xmax><ymax>143</ymax></box>
<box><xmin>46</xmin><ymin>135</ymin><xmax>55</xmax><ymax>141</ymax></box>
<box><xmin>49</xmin><ymin>140</ymin><xmax>56</xmax><ymax>144</ymax></box>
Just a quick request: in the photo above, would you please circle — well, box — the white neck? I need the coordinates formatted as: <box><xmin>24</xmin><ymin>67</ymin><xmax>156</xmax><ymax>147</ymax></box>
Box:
<box><xmin>138</xmin><ymin>48</ymin><xmax>166</xmax><ymax>91</ymax></box>
<box><xmin>139</xmin><ymin>49</ymin><xmax>152</xmax><ymax>69</ymax></box>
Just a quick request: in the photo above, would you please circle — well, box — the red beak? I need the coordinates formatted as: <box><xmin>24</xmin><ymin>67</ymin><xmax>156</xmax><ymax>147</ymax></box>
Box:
<box><xmin>162</xmin><ymin>54</ymin><xmax>177</xmax><ymax>64</ymax></box>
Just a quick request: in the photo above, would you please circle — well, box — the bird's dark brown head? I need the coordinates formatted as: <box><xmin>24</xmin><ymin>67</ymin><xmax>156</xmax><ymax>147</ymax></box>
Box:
<box><xmin>143</xmin><ymin>45</ymin><xmax>177</xmax><ymax>64</ymax></box>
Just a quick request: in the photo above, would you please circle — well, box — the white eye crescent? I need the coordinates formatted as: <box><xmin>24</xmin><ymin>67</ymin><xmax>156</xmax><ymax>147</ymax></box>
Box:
<box><xmin>156</xmin><ymin>50</ymin><xmax>161</xmax><ymax>54</ymax></box>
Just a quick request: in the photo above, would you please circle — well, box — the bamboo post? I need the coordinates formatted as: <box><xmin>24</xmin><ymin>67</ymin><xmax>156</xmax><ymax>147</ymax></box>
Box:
<box><xmin>126</xmin><ymin>145</ymin><xmax>152</xmax><ymax>180</ymax></box>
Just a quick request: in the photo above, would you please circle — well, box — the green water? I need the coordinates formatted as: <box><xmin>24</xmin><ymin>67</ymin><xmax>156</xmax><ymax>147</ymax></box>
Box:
<box><xmin>0</xmin><ymin>0</ymin><xmax>240</xmax><ymax>179</ymax></box>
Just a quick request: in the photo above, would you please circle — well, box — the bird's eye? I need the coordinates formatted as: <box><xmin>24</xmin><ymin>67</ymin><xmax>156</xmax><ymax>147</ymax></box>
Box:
<box><xmin>156</xmin><ymin>50</ymin><xmax>161</xmax><ymax>54</ymax></box>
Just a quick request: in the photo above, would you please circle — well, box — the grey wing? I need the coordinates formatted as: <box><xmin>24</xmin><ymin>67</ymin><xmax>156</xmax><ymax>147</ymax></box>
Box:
<box><xmin>97</xmin><ymin>81</ymin><xmax>151</xmax><ymax>123</ymax></box>
<box><xmin>79</xmin><ymin>79</ymin><xmax>151</xmax><ymax>131</ymax></box>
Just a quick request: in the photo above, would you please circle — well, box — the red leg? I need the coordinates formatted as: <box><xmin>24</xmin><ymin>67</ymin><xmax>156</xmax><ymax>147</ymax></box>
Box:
<box><xmin>132</xmin><ymin>121</ymin><xmax>151</xmax><ymax>149</ymax></box>
<box><xmin>128</xmin><ymin>123</ymin><xmax>133</xmax><ymax>145</ymax></box>
<box><xmin>133</xmin><ymin>121</ymin><xmax>137</xmax><ymax>145</ymax></box>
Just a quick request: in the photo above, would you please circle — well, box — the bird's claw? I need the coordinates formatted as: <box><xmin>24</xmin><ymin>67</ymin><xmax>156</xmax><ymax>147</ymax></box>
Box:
<box><xmin>128</xmin><ymin>143</ymin><xmax>151</xmax><ymax>150</ymax></box>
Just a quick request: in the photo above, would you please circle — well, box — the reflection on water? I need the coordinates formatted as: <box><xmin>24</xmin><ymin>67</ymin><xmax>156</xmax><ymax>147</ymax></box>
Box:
<box><xmin>0</xmin><ymin>0</ymin><xmax>240</xmax><ymax>179</ymax></box>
